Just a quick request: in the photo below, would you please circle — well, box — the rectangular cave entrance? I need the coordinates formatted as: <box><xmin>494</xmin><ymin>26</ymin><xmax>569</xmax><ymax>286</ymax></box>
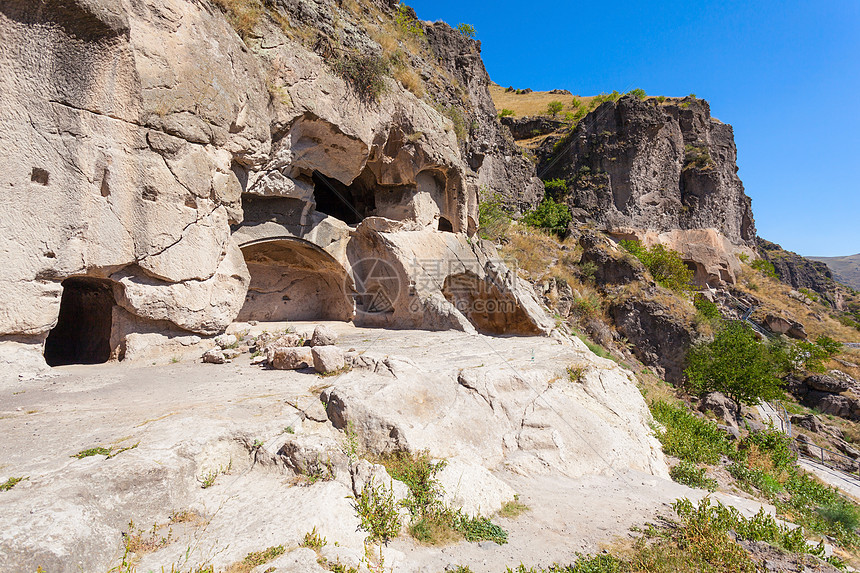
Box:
<box><xmin>311</xmin><ymin>169</ymin><xmax>374</xmax><ymax>225</ymax></box>
<box><xmin>44</xmin><ymin>277</ymin><xmax>116</xmax><ymax>366</ymax></box>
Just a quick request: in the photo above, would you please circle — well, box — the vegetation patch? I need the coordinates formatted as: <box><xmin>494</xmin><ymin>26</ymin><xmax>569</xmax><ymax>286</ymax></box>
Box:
<box><xmin>620</xmin><ymin>240</ymin><xmax>694</xmax><ymax>293</ymax></box>
<box><xmin>478</xmin><ymin>188</ymin><xmax>512</xmax><ymax>241</ymax></box>
<box><xmin>352</xmin><ymin>479</ymin><xmax>401</xmax><ymax>542</ymax></box>
<box><xmin>522</xmin><ymin>197</ymin><xmax>572</xmax><ymax>237</ymax></box>
<box><xmin>669</xmin><ymin>460</ymin><xmax>717</xmax><ymax>491</ymax></box>
<box><xmin>332</xmin><ymin>52</ymin><xmax>389</xmax><ymax>102</ymax></box>
<box><xmin>0</xmin><ymin>476</ymin><xmax>27</xmax><ymax>492</ymax></box>
<box><xmin>682</xmin><ymin>144</ymin><xmax>713</xmax><ymax>170</ymax></box>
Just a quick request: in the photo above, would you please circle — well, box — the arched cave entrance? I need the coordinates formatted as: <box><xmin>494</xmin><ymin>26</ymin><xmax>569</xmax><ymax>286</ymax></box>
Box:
<box><xmin>44</xmin><ymin>277</ymin><xmax>116</xmax><ymax>366</ymax></box>
<box><xmin>237</xmin><ymin>238</ymin><xmax>354</xmax><ymax>322</ymax></box>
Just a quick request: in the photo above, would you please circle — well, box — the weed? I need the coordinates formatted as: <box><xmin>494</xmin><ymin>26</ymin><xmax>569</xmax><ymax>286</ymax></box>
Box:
<box><xmin>351</xmin><ymin>479</ymin><xmax>401</xmax><ymax>542</ymax></box>
<box><xmin>236</xmin><ymin>546</ymin><xmax>286</xmax><ymax>571</ymax></box>
<box><xmin>669</xmin><ymin>461</ymin><xmax>717</xmax><ymax>491</ymax></box>
<box><xmin>682</xmin><ymin>144</ymin><xmax>713</xmax><ymax>170</ymax></box>
<box><xmin>284</xmin><ymin>426</ymin><xmax>295</xmax><ymax>434</ymax></box>
<box><xmin>302</xmin><ymin>526</ymin><xmax>327</xmax><ymax>550</ymax></box>
<box><xmin>332</xmin><ymin>52</ymin><xmax>389</xmax><ymax>102</ymax></box>
<box><xmin>198</xmin><ymin>461</ymin><xmax>232</xmax><ymax>489</ymax></box>
<box><xmin>0</xmin><ymin>476</ymin><xmax>27</xmax><ymax>491</ymax></box>
<box><xmin>302</xmin><ymin>457</ymin><xmax>336</xmax><ymax>484</ymax></box>
<box><xmin>343</xmin><ymin>420</ymin><xmax>361</xmax><ymax>461</ymax></box>
<box><xmin>750</xmin><ymin>258</ymin><xmax>778</xmax><ymax>278</ymax></box>
<box><xmin>211</xmin><ymin>0</ymin><xmax>262</xmax><ymax>40</ymax></box>
<box><xmin>566</xmin><ymin>365</ymin><xmax>585</xmax><ymax>383</ymax></box>
<box><xmin>498</xmin><ymin>498</ymin><xmax>530</xmax><ymax>518</ymax></box>
<box><xmin>72</xmin><ymin>446</ymin><xmax>111</xmax><ymax>459</ymax></box>
<box><xmin>498</xmin><ymin>108</ymin><xmax>515</xmax><ymax>118</ymax></box>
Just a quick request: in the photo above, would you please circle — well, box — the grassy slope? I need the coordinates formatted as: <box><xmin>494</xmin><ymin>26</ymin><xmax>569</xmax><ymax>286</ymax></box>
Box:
<box><xmin>489</xmin><ymin>84</ymin><xmax>598</xmax><ymax>118</ymax></box>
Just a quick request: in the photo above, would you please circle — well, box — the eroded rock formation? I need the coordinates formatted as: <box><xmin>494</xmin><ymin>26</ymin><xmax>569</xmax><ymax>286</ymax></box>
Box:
<box><xmin>0</xmin><ymin>0</ymin><xmax>549</xmax><ymax>373</ymax></box>
<box><xmin>536</xmin><ymin>94</ymin><xmax>757</xmax><ymax>286</ymax></box>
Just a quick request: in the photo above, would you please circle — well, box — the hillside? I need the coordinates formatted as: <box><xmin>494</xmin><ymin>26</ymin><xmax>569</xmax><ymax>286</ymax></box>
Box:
<box><xmin>810</xmin><ymin>254</ymin><xmax>860</xmax><ymax>291</ymax></box>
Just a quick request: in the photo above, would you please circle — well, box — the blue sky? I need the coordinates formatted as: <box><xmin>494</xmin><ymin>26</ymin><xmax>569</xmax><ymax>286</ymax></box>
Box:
<box><xmin>408</xmin><ymin>0</ymin><xmax>860</xmax><ymax>257</ymax></box>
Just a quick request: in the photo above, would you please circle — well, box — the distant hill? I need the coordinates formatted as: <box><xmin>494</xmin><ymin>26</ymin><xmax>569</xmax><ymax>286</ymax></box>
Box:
<box><xmin>809</xmin><ymin>254</ymin><xmax>860</xmax><ymax>291</ymax></box>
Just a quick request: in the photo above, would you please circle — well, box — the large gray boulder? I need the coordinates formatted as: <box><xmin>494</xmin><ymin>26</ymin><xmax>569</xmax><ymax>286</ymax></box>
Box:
<box><xmin>806</xmin><ymin>374</ymin><xmax>852</xmax><ymax>394</ymax></box>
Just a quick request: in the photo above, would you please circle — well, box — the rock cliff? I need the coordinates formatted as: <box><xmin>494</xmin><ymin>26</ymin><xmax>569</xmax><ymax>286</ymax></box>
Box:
<box><xmin>0</xmin><ymin>0</ymin><xmax>547</xmax><ymax>373</ymax></box>
<box><xmin>537</xmin><ymin>95</ymin><xmax>756</xmax><ymax>248</ymax></box>
<box><xmin>757</xmin><ymin>238</ymin><xmax>844</xmax><ymax>308</ymax></box>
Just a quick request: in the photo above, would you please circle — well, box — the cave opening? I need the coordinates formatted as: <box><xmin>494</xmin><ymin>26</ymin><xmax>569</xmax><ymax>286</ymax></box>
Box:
<box><xmin>237</xmin><ymin>239</ymin><xmax>354</xmax><ymax>323</ymax></box>
<box><xmin>312</xmin><ymin>170</ymin><xmax>375</xmax><ymax>225</ymax></box>
<box><xmin>438</xmin><ymin>217</ymin><xmax>454</xmax><ymax>232</ymax></box>
<box><xmin>44</xmin><ymin>277</ymin><xmax>115</xmax><ymax>366</ymax></box>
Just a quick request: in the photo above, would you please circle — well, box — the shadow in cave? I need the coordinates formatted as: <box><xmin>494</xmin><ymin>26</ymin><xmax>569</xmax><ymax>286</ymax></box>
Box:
<box><xmin>44</xmin><ymin>277</ymin><xmax>115</xmax><ymax>366</ymax></box>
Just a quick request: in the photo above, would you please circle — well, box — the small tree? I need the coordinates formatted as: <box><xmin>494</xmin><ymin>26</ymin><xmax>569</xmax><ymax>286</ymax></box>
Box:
<box><xmin>546</xmin><ymin>100</ymin><xmax>564</xmax><ymax>118</ymax></box>
<box><xmin>685</xmin><ymin>321</ymin><xmax>783</xmax><ymax>406</ymax></box>
<box><xmin>456</xmin><ymin>23</ymin><xmax>476</xmax><ymax>39</ymax></box>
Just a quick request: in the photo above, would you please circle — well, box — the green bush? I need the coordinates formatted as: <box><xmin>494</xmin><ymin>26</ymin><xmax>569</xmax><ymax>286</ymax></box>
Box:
<box><xmin>683</xmin><ymin>144</ymin><xmax>713</xmax><ymax>170</ymax></box>
<box><xmin>815</xmin><ymin>335</ymin><xmax>842</xmax><ymax>356</ymax></box>
<box><xmin>750</xmin><ymin>258</ymin><xmax>778</xmax><ymax>278</ymax></box>
<box><xmin>543</xmin><ymin>178</ymin><xmax>568</xmax><ymax>201</ymax></box>
<box><xmin>478</xmin><ymin>189</ymin><xmax>511</xmax><ymax>241</ymax></box>
<box><xmin>684</xmin><ymin>321</ymin><xmax>783</xmax><ymax>406</ymax></box>
<box><xmin>649</xmin><ymin>401</ymin><xmax>736</xmax><ymax>464</ymax></box>
<box><xmin>626</xmin><ymin>88</ymin><xmax>647</xmax><ymax>100</ymax></box>
<box><xmin>522</xmin><ymin>198</ymin><xmax>571</xmax><ymax>237</ymax></box>
<box><xmin>693</xmin><ymin>294</ymin><xmax>720</xmax><ymax>319</ymax></box>
<box><xmin>395</xmin><ymin>4</ymin><xmax>424</xmax><ymax>37</ymax></box>
<box><xmin>619</xmin><ymin>240</ymin><xmax>694</xmax><ymax>293</ymax></box>
<box><xmin>333</xmin><ymin>52</ymin><xmax>389</xmax><ymax>102</ymax></box>
<box><xmin>498</xmin><ymin>108</ymin><xmax>515</xmax><ymax>118</ymax></box>
<box><xmin>669</xmin><ymin>461</ymin><xmax>717</xmax><ymax>491</ymax></box>
<box><xmin>456</xmin><ymin>23</ymin><xmax>476</xmax><ymax>38</ymax></box>
<box><xmin>351</xmin><ymin>479</ymin><xmax>401</xmax><ymax>541</ymax></box>
<box><xmin>546</xmin><ymin>100</ymin><xmax>564</xmax><ymax>117</ymax></box>
<box><xmin>589</xmin><ymin>91</ymin><xmax>621</xmax><ymax>109</ymax></box>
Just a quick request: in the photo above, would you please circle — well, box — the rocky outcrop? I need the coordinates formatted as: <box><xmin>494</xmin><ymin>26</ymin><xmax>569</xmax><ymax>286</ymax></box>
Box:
<box><xmin>423</xmin><ymin>23</ymin><xmax>544</xmax><ymax>214</ymax></box>
<box><xmin>757</xmin><ymin>238</ymin><xmax>843</xmax><ymax>308</ymax></box>
<box><xmin>0</xmin><ymin>0</ymin><xmax>551</xmax><ymax>374</ymax></box>
<box><xmin>538</xmin><ymin>95</ymin><xmax>756</xmax><ymax>247</ymax></box>
<box><xmin>500</xmin><ymin>116</ymin><xmax>566</xmax><ymax>141</ymax></box>
<box><xmin>609</xmin><ymin>295</ymin><xmax>696</xmax><ymax>385</ymax></box>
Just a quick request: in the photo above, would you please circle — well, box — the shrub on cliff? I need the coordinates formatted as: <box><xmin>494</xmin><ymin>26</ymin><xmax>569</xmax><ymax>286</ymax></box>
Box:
<box><xmin>545</xmin><ymin>101</ymin><xmax>564</xmax><ymax>118</ymax></box>
<box><xmin>478</xmin><ymin>189</ymin><xmax>511</xmax><ymax>242</ymax></box>
<box><xmin>456</xmin><ymin>23</ymin><xmax>476</xmax><ymax>39</ymax></box>
<box><xmin>522</xmin><ymin>198</ymin><xmax>571</xmax><ymax>237</ymax></box>
<box><xmin>620</xmin><ymin>240</ymin><xmax>694</xmax><ymax>294</ymax></box>
<box><xmin>684</xmin><ymin>321</ymin><xmax>783</xmax><ymax>406</ymax></box>
<box><xmin>333</xmin><ymin>52</ymin><xmax>389</xmax><ymax>102</ymax></box>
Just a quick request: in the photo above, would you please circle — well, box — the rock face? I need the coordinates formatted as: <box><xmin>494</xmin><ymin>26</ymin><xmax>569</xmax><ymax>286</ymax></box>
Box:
<box><xmin>609</xmin><ymin>296</ymin><xmax>696</xmax><ymax>385</ymax></box>
<box><xmin>757</xmin><ymin>238</ymin><xmax>843</xmax><ymax>308</ymax></box>
<box><xmin>539</xmin><ymin>95</ymin><xmax>756</xmax><ymax>247</ymax></box>
<box><xmin>0</xmin><ymin>0</ymin><xmax>551</xmax><ymax>375</ymax></box>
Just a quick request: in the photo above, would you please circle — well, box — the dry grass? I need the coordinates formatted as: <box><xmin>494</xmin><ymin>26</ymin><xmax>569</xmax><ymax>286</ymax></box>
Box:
<box><xmin>211</xmin><ymin>0</ymin><xmax>262</xmax><ymax>39</ymax></box>
<box><xmin>393</xmin><ymin>66</ymin><xmax>424</xmax><ymax>98</ymax></box>
<box><xmin>489</xmin><ymin>84</ymin><xmax>598</xmax><ymax>118</ymax></box>
<box><xmin>736</xmin><ymin>265</ymin><xmax>860</xmax><ymax>343</ymax></box>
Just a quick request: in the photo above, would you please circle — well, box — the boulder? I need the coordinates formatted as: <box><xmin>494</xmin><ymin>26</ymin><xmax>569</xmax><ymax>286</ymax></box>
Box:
<box><xmin>436</xmin><ymin>460</ymin><xmax>516</xmax><ymax>518</ymax></box>
<box><xmin>764</xmin><ymin>314</ymin><xmax>792</xmax><ymax>335</ymax></box>
<box><xmin>790</xmin><ymin>414</ymin><xmax>823</xmax><ymax>433</ymax></box>
<box><xmin>806</xmin><ymin>374</ymin><xmax>852</xmax><ymax>394</ymax></box>
<box><xmin>312</xmin><ymin>346</ymin><xmax>345</xmax><ymax>374</ymax></box>
<box><xmin>578</xmin><ymin>233</ymin><xmax>646</xmax><ymax>285</ymax></box>
<box><xmin>787</xmin><ymin>322</ymin><xmax>808</xmax><ymax>341</ymax></box>
<box><xmin>264</xmin><ymin>334</ymin><xmax>304</xmax><ymax>363</ymax></box>
<box><xmin>202</xmin><ymin>348</ymin><xmax>226</xmax><ymax>364</ymax></box>
<box><xmin>272</xmin><ymin>347</ymin><xmax>313</xmax><ymax>370</ymax></box>
<box><xmin>214</xmin><ymin>334</ymin><xmax>238</xmax><ymax>349</ymax></box>
<box><xmin>699</xmin><ymin>392</ymin><xmax>740</xmax><ymax>428</ymax></box>
<box><xmin>810</xmin><ymin>393</ymin><xmax>854</xmax><ymax>419</ymax></box>
<box><xmin>310</xmin><ymin>325</ymin><xmax>338</xmax><ymax>347</ymax></box>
